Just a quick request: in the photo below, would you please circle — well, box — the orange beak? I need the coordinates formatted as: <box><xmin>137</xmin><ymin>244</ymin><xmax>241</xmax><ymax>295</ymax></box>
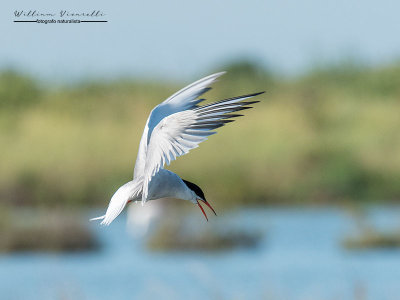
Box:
<box><xmin>196</xmin><ymin>198</ymin><xmax>217</xmax><ymax>221</ymax></box>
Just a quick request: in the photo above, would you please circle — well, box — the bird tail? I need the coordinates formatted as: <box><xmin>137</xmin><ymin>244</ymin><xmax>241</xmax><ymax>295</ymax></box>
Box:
<box><xmin>90</xmin><ymin>194</ymin><xmax>129</xmax><ymax>226</ymax></box>
<box><xmin>90</xmin><ymin>179</ymin><xmax>142</xmax><ymax>226</ymax></box>
<box><xmin>89</xmin><ymin>215</ymin><xmax>106</xmax><ymax>222</ymax></box>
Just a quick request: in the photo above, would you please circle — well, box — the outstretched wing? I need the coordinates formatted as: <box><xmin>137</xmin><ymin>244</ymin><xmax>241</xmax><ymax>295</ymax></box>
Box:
<box><xmin>133</xmin><ymin>72</ymin><xmax>225</xmax><ymax>179</ymax></box>
<box><xmin>162</xmin><ymin>71</ymin><xmax>226</xmax><ymax>108</ymax></box>
<box><xmin>141</xmin><ymin>92</ymin><xmax>264</xmax><ymax>203</ymax></box>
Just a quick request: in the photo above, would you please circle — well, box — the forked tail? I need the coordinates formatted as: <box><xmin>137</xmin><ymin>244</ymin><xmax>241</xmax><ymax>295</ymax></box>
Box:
<box><xmin>90</xmin><ymin>179</ymin><xmax>142</xmax><ymax>226</ymax></box>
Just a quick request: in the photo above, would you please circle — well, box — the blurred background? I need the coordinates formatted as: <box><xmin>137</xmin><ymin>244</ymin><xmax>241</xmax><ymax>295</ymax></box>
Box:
<box><xmin>1</xmin><ymin>0</ymin><xmax>400</xmax><ymax>299</ymax></box>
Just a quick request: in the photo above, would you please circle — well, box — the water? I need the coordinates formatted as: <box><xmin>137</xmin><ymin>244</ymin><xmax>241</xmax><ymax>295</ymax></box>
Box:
<box><xmin>1</xmin><ymin>207</ymin><xmax>400</xmax><ymax>300</ymax></box>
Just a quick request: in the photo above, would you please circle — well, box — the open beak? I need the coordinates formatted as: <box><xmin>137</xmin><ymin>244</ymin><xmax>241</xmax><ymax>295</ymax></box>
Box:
<box><xmin>196</xmin><ymin>198</ymin><xmax>217</xmax><ymax>221</ymax></box>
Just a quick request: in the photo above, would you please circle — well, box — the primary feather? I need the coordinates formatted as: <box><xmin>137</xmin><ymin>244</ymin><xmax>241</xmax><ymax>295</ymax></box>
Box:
<box><xmin>133</xmin><ymin>72</ymin><xmax>225</xmax><ymax>179</ymax></box>
<box><xmin>141</xmin><ymin>91</ymin><xmax>264</xmax><ymax>203</ymax></box>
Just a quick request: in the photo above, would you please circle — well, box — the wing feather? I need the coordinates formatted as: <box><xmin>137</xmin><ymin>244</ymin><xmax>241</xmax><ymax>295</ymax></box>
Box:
<box><xmin>162</xmin><ymin>72</ymin><xmax>226</xmax><ymax>108</ymax></box>
<box><xmin>133</xmin><ymin>72</ymin><xmax>225</xmax><ymax>178</ymax></box>
<box><xmin>141</xmin><ymin>92</ymin><xmax>264</xmax><ymax>202</ymax></box>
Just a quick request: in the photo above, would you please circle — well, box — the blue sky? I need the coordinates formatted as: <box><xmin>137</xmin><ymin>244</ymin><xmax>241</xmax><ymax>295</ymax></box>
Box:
<box><xmin>1</xmin><ymin>0</ymin><xmax>399</xmax><ymax>81</ymax></box>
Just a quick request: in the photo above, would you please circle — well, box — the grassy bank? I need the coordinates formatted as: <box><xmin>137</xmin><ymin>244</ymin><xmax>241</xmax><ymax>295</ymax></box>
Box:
<box><xmin>1</xmin><ymin>60</ymin><xmax>400</xmax><ymax>209</ymax></box>
<box><xmin>0</xmin><ymin>207</ymin><xmax>98</xmax><ymax>252</ymax></box>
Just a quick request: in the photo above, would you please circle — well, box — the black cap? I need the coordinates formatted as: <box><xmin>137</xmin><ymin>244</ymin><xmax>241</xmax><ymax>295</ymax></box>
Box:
<box><xmin>182</xmin><ymin>179</ymin><xmax>205</xmax><ymax>200</ymax></box>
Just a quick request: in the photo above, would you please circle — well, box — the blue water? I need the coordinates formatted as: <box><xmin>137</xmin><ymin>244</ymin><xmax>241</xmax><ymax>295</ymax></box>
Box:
<box><xmin>1</xmin><ymin>207</ymin><xmax>400</xmax><ymax>300</ymax></box>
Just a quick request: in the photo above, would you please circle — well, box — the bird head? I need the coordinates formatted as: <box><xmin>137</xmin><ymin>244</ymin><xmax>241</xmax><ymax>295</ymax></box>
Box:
<box><xmin>182</xmin><ymin>179</ymin><xmax>217</xmax><ymax>221</ymax></box>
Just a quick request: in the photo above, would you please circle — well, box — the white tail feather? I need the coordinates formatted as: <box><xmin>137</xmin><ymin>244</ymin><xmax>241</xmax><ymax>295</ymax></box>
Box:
<box><xmin>90</xmin><ymin>215</ymin><xmax>105</xmax><ymax>221</ymax></box>
<box><xmin>92</xmin><ymin>180</ymin><xmax>142</xmax><ymax>226</ymax></box>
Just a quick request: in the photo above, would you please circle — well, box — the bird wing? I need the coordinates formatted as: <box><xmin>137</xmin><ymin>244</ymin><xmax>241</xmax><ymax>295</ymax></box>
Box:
<box><xmin>133</xmin><ymin>72</ymin><xmax>225</xmax><ymax>179</ymax></box>
<box><xmin>141</xmin><ymin>92</ymin><xmax>264</xmax><ymax>203</ymax></box>
<box><xmin>162</xmin><ymin>71</ymin><xmax>226</xmax><ymax>108</ymax></box>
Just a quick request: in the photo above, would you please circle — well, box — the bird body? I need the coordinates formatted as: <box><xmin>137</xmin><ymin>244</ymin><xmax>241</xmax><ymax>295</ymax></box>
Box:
<box><xmin>91</xmin><ymin>169</ymin><xmax>197</xmax><ymax>225</ymax></box>
<box><xmin>91</xmin><ymin>72</ymin><xmax>263</xmax><ymax>225</ymax></box>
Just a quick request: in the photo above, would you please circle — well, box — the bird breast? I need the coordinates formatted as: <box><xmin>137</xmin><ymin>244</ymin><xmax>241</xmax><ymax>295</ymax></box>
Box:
<box><xmin>146</xmin><ymin>169</ymin><xmax>193</xmax><ymax>201</ymax></box>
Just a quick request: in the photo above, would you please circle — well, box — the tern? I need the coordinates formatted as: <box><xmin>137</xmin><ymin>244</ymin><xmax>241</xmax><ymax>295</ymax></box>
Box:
<box><xmin>91</xmin><ymin>72</ymin><xmax>263</xmax><ymax>225</ymax></box>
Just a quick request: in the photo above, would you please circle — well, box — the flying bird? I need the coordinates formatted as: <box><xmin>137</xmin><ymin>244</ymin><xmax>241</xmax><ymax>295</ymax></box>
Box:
<box><xmin>91</xmin><ymin>72</ymin><xmax>263</xmax><ymax>225</ymax></box>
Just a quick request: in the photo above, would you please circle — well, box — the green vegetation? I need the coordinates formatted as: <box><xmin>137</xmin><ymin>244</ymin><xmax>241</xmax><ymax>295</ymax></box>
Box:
<box><xmin>0</xmin><ymin>207</ymin><xmax>98</xmax><ymax>252</ymax></box>
<box><xmin>1</xmin><ymin>60</ymin><xmax>400</xmax><ymax>210</ymax></box>
<box><xmin>343</xmin><ymin>229</ymin><xmax>400</xmax><ymax>250</ymax></box>
<box><xmin>0</xmin><ymin>70</ymin><xmax>42</xmax><ymax>109</ymax></box>
<box><xmin>147</xmin><ymin>214</ymin><xmax>262</xmax><ymax>251</ymax></box>
<box><xmin>342</xmin><ymin>205</ymin><xmax>400</xmax><ymax>250</ymax></box>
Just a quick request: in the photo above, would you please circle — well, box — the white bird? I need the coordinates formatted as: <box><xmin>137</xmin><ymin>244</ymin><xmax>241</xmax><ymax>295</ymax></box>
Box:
<box><xmin>91</xmin><ymin>72</ymin><xmax>263</xmax><ymax>225</ymax></box>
